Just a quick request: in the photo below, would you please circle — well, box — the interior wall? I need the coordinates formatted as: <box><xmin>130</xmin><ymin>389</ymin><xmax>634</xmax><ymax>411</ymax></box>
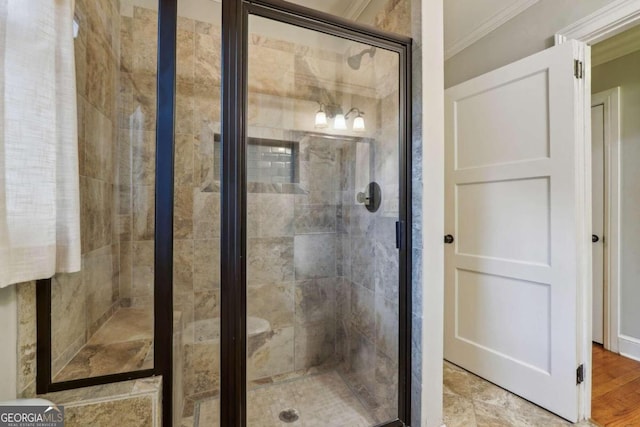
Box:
<box><xmin>592</xmin><ymin>49</ymin><xmax>640</xmax><ymax>345</ymax></box>
<box><xmin>420</xmin><ymin>0</ymin><xmax>444</xmax><ymax>425</ymax></box>
<box><xmin>0</xmin><ymin>285</ymin><xmax>17</xmax><ymax>401</ymax></box>
<box><xmin>444</xmin><ymin>0</ymin><xmax>615</xmax><ymax>88</ymax></box>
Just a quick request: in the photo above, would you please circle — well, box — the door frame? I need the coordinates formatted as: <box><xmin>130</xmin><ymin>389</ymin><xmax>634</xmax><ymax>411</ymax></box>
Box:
<box><xmin>220</xmin><ymin>1</ymin><xmax>413</xmax><ymax>426</ymax></box>
<box><xmin>591</xmin><ymin>88</ymin><xmax>621</xmax><ymax>354</ymax></box>
<box><xmin>555</xmin><ymin>0</ymin><xmax>640</xmax><ymax>420</ymax></box>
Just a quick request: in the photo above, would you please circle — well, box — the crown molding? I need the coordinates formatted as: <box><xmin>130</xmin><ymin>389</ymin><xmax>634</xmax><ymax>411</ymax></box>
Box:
<box><xmin>445</xmin><ymin>0</ymin><xmax>540</xmax><ymax>60</ymax></box>
<box><xmin>555</xmin><ymin>0</ymin><xmax>640</xmax><ymax>45</ymax></box>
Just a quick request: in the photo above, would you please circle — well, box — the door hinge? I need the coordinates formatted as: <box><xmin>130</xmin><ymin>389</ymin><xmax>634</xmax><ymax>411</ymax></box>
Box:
<box><xmin>577</xmin><ymin>364</ymin><xmax>584</xmax><ymax>384</ymax></box>
<box><xmin>574</xmin><ymin>59</ymin><xmax>583</xmax><ymax>79</ymax></box>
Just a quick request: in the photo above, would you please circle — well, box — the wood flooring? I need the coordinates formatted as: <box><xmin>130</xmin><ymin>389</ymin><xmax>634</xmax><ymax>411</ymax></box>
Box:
<box><xmin>592</xmin><ymin>343</ymin><xmax>640</xmax><ymax>426</ymax></box>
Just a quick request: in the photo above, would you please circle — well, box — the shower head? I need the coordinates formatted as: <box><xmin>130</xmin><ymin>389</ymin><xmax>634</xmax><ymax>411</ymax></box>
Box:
<box><xmin>347</xmin><ymin>47</ymin><xmax>376</xmax><ymax>70</ymax></box>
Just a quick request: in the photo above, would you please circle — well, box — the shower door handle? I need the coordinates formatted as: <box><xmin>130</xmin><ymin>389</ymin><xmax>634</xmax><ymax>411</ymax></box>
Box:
<box><xmin>396</xmin><ymin>221</ymin><xmax>404</xmax><ymax>249</ymax></box>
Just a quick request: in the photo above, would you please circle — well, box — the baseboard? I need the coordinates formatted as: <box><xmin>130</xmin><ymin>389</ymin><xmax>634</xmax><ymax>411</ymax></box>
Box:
<box><xmin>618</xmin><ymin>335</ymin><xmax>640</xmax><ymax>362</ymax></box>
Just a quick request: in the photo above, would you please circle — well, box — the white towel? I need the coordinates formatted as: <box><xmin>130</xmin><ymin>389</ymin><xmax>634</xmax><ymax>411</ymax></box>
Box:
<box><xmin>0</xmin><ymin>0</ymin><xmax>81</xmax><ymax>287</ymax></box>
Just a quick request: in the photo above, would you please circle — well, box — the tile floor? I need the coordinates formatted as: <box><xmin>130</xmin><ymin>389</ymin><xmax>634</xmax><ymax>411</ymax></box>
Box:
<box><xmin>443</xmin><ymin>361</ymin><xmax>597</xmax><ymax>427</ymax></box>
<box><xmin>183</xmin><ymin>371</ymin><xmax>376</xmax><ymax>427</ymax></box>
<box><xmin>183</xmin><ymin>362</ymin><xmax>601</xmax><ymax>427</ymax></box>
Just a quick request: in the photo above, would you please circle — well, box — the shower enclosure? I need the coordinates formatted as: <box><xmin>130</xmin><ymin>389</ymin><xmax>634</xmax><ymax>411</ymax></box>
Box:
<box><xmin>36</xmin><ymin>1</ymin><xmax>411</xmax><ymax>426</ymax></box>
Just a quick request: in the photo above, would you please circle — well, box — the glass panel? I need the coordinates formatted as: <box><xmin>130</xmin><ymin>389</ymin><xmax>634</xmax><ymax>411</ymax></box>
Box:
<box><xmin>50</xmin><ymin>0</ymin><xmax>157</xmax><ymax>382</ymax></box>
<box><xmin>174</xmin><ymin>1</ymin><xmax>221</xmax><ymax>426</ymax></box>
<box><xmin>246</xmin><ymin>15</ymin><xmax>401</xmax><ymax>425</ymax></box>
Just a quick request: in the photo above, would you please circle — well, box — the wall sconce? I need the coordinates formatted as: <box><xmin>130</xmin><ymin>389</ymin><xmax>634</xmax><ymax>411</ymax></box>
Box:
<box><xmin>346</xmin><ymin>108</ymin><xmax>365</xmax><ymax>132</ymax></box>
<box><xmin>333</xmin><ymin>112</ymin><xmax>347</xmax><ymax>130</ymax></box>
<box><xmin>315</xmin><ymin>104</ymin><xmax>328</xmax><ymax>128</ymax></box>
<box><xmin>315</xmin><ymin>103</ymin><xmax>365</xmax><ymax>132</ymax></box>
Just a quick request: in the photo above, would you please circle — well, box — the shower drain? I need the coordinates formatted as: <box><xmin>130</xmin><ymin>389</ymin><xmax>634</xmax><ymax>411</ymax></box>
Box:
<box><xmin>279</xmin><ymin>408</ymin><xmax>300</xmax><ymax>423</ymax></box>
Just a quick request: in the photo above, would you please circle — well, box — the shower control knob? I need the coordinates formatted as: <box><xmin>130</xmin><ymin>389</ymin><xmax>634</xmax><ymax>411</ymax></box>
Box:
<box><xmin>356</xmin><ymin>191</ymin><xmax>370</xmax><ymax>205</ymax></box>
<box><xmin>444</xmin><ymin>234</ymin><xmax>455</xmax><ymax>244</ymax></box>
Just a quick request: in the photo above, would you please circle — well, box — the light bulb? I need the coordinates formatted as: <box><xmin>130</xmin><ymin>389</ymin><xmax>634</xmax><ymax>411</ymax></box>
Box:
<box><xmin>334</xmin><ymin>114</ymin><xmax>347</xmax><ymax>130</ymax></box>
<box><xmin>315</xmin><ymin>110</ymin><xmax>328</xmax><ymax>128</ymax></box>
<box><xmin>353</xmin><ymin>115</ymin><xmax>365</xmax><ymax>132</ymax></box>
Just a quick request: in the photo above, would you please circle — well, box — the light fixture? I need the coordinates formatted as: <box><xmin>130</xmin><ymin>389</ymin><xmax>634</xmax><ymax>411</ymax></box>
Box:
<box><xmin>314</xmin><ymin>103</ymin><xmax>366</xmax><ymax>132</ymax></box>
<box><xmin>352</xmin><ymin>115</ymin><xmax>365</xmax><ymax>131</ymax></box>
<box><xmin>346</xmin><ymin>108</ymin><xmax>365</xmax><ymax>132</ymax></box>
<box><xmin>315</xmin><ymin>104</ymin><xmax>328</xmax><ymax>128</ymax></box>
<box><xmin>333</xmin><ymin>112</ymin><xmax>347</xmax><ymax>130</ymax></box>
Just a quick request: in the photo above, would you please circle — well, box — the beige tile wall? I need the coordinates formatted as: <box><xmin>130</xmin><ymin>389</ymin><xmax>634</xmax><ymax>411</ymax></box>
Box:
<box><xmin>48</xmin><ymin>0</ymin><xmax>123</xmax><ymax>380</ymax></box>
<box><xmin>335</xmin><ymin>0</ymin><xmax>411</xmax><ymax>423</ymax></box>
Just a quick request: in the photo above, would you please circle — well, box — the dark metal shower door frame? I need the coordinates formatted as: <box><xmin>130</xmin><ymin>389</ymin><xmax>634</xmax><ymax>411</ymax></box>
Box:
<box><xmin>220</xmin><ymin>1</ymin><xmax>413</xmax><ymax>426</ymax></box>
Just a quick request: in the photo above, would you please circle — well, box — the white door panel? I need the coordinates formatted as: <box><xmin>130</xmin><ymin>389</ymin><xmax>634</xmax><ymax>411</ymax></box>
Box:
<box><xmin>592</xmin><ymin>104</ymin><xmax>605</xmax><ymax>345</ymax></box>
<box><xmin>457</xmin><ymin>178</ymin><xmax>550</xmax><ymax>264</ymax></box>
<box><xmin>445</xmin><ymin>40</ymin><xmax>585</xmax><ymax>422</ymax></box>
<box><xmin>455</xmin><ymin>70</ymin><xmax>550</xmax><ymax>170</ymax></box>
<box><xmin>456</xmin><ymin>269</ymin><xmax>551</xmax><ymax>371</ymax></box>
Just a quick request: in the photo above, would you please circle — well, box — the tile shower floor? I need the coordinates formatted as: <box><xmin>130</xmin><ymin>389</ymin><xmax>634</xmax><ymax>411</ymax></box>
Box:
<box><xmin>181</xmin><ymin>371</ymin><xmax>376</xmax><ymax>427</ymax></box>
<box><xmin>444</xmin><ymin>361</ymin><xmax>598</xmax><ymax>427</ymax></box>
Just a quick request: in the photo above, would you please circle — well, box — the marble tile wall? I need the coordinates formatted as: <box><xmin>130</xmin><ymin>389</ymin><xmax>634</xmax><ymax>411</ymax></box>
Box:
<box><xmin>334</xmin><ymin>1</ymin><xmax>417</xmax><ymax>423</ymax></box>
<box><xmin>407</xmin><ymin>0</ymin><xmax>424</xmax><ymax>424</ymax></box>
<box><xmin>49</xmin><ymin>0</ymin><xmax>123</xmax><ymax>380</ymax></box>
<box><xmin>370</xmin><ymin>0</ymin><xmax>425</xmax><ymax>424</ymax></box>
<box><xmin>118</xmin><ymin>6</ymin><xmax>222</xmax><ymax>331</ymax></box>
<box><xmin>373</xmin><ymin>1</ymin><xmax>424</xmax><ymax>425</ymax></box>
<box><xmin>175</xmin><ymin>136</ymin><xmax>352</xmax><ymax>420</ymax></box>
<box><xmin>118</xmin><ymin>5</ymin><xmax>159</xmax><ymax>311</ymax></box>
<box><xmin>291</xmin><ymin>137</ymin><xmax>341</xmax><ymax>372</ymax></box>
<box><xmin>41</xmin><ymin>377</ymin><xmax>162</xmax><ymax>427</ymax></box>
<box><xmin>118</xmin><ymin>7</ymin><xmax>342</xmax><ymax>410</ymax></box>
<box><xmin>159</xmin><ymin>10</ymin><xmax>388</xmax><ymax>413</ymax></box>
<box><xmin>337</xmin><ymin>142</ymin><xmax>402</xmax><ymax>423</ymax></box>
<box><xmin>17</xmin><ymin>281</ymin><xmax>37</xmax><ymax>397</ymax></box>
<box><xmin>244</xmin><ymin>135</ymin><xmax>343</xmax><ymax>384</ymax></box>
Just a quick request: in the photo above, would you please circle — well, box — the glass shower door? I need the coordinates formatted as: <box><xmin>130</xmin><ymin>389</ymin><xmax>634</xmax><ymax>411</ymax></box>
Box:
<box><xmin>245</xmin><ymin>14</ymin><xmax>403</xmax><ymax>426</ymax></box>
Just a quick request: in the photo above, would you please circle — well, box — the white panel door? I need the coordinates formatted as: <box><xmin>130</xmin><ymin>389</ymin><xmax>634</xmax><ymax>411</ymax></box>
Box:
<box><xmin>592</xmin><ymin>104</ymin><xmax>605</xmax><ymax>345</ymax></box>
<box><xmin>445</xmin><ymin>40</ymin><xmax>586</xmax><ymax>422</ymax></box>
